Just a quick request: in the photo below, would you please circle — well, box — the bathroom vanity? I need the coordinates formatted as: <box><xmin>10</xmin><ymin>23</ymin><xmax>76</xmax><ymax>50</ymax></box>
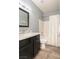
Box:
<box><xmin>19</xmin><ymin>33</ymin><xmax>40</xmax><ymax>59</ymax></box>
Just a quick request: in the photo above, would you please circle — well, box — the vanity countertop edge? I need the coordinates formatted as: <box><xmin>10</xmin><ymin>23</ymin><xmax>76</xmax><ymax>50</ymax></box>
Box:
<box><xmin>19</xmin><ymin>33</ymin><xmax>40</xmax><ymax>40</ymax></box>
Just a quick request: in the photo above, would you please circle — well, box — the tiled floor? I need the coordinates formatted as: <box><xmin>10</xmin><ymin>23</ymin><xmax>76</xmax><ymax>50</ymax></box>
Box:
<box><xmin>34</xmin><ymin>46</ymin><xmax>60</xmax><ymax>59</ymax></box>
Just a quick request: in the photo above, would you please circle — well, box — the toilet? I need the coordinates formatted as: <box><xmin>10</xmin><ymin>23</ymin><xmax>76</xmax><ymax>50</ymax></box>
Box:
<box><xmin>40</xmin><ymin>36</ymin><xmax>47</xmax><ymax>49</ymax></box>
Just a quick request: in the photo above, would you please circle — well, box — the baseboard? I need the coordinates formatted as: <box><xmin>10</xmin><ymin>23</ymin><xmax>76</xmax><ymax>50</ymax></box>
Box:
<box><xmin>45</xmin><ymin>43</ymin><xmax>60</xmax><ymax>48</ymax></box>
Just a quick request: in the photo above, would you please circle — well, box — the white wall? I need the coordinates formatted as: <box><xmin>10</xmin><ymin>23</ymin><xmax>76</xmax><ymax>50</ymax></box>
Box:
<box><xmin>39</xmin><ymin>19</ymin><xmax>44</xmax><ymax>36</ymax></box>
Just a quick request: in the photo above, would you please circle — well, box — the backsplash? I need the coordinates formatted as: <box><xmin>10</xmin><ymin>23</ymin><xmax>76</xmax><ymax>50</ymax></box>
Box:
<box><xmin>19</xmin><ymin>27</ymin><xmax>30</xmax><ymax>34</ymax></box>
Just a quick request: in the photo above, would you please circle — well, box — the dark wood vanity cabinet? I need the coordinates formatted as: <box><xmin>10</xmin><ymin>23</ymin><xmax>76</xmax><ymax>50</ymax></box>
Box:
<box><xmin>19</xmin><ymin>35</ymin><xmax>40</xmax><ymax>59</ymax></box>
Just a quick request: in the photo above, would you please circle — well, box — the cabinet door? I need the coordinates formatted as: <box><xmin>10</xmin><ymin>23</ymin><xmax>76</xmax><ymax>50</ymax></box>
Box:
<box><xmin>19</xmin><ymin>38</ymin><xmax>33</xmax><ymax>59</ymax></box>
<box><xmin>33</xmin><ymin>35</ymin><xmax>40</xmax><ymax>57</ymax></box>
<box><xmin>20</xmin><ymin>43</ymin><xmax>33</xmax><ymax>56</ymax></box>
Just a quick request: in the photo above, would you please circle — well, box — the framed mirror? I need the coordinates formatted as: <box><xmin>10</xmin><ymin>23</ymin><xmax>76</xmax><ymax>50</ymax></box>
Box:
<box><xmin>19</xmin><ymin>8</ymin><xmax>29</xmax><ymax>27</ymax></box>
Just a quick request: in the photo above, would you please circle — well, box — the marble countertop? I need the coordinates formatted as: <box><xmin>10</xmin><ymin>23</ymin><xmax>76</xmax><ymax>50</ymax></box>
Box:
<box><xmin>19</xmin><ymin>33</ymin><xmax>40</xmax><ymax>40</ymax></box>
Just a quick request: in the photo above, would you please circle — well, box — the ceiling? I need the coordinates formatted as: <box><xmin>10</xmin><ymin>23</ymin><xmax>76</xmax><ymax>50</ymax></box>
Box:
<box><xmin>32</xmin><ymin>0</ymin><xmax>60</xmax><ymax>13</ymax></box>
